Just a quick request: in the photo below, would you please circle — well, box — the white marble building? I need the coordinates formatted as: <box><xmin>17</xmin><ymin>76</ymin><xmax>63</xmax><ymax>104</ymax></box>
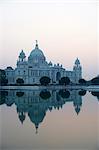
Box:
<box><xmin>5</xmin><ymin>41</ymin><xmax>82</xmax><ymax>84</ymax></box>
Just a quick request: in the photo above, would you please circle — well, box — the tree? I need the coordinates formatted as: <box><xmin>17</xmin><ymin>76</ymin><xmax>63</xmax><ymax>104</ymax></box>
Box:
<box><xmin>16</xmin><ymin>78</ymin><xmax>24</xmax><ymax>85</ymax></box>
<box><xmin>40</xmin><ymin>76</ymin><xmax>51</xmax><ymax>86</ymax></box>
<box><xmin>1</xmin><ymin>78</ymin><xmax>8</xmax><ymax>85</ymax></box>
<box><xmin>79</xmin><ymin>78</ymin><xmax>87</xmax><ymax>85</ymax></box>
<box><xmin>0</xmin><ymin>69</ymin><xmax>8</xmax><ymax>85</ymax></box>
<box><xmin>91</xmin><ymin>76</ymin><xmax>99</xmax><ymax>85</ymax></box>
<box><xmin>59</xmin><ymin>77</ymin><xmax>70</xmax><ymax>85</ymax></box>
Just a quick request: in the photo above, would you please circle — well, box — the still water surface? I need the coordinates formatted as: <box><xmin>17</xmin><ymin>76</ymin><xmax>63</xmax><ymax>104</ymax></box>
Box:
<box><xmin>0</xmin><ymin>89</ymin><xmax>99</xmax><ymax>150</ymax></box>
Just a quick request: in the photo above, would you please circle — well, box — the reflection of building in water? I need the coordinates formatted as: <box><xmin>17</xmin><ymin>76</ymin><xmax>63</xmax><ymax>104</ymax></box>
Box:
<box><xmin>0</xmin><ymin>89</ymin><xmax>83</xmax><ymax>133</ymax></box>
<box><xmin>91</xmin><ymin>91</ymin><xmax>99</xmax><ymax>101</ymax></box>
<box><xmin>5</xmin><ymin>41</ymin><xmax>82</xmax><ymax>84</ymax></box>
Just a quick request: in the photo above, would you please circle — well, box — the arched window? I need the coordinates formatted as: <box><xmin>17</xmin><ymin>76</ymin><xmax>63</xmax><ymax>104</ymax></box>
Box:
<box><xmin>24</xmin><ymin>70</ymin><xmax>25</xmax><ymax>75</ymax></box>
<box><xmin>56</xmin><ymin>72</ymin><xmax>61</xmax><ymax>81</ymax></box>
<box><xmin>18</xmin><ymin>70</ymin><xmax>20</xmax><ymax>75</ymax></box>
<box><xmin>33</xmin><ymin>78</ymin><xmax>35</xmax><ymax>82</ymax></box>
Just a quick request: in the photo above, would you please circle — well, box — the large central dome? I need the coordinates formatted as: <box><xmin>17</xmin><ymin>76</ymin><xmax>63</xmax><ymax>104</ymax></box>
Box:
<box><xmin>28</xmin><ymin>41</ymin><xmax>46</xmax><ymax>65</ymax></box>
<box><xmin>29</xmin><ymin>41</ymin><xmax>45</xmax><ymax>58</ymax></box>
<box><xmin>30</xmin><ymin>48</ymin><xmax>44</xmax><ymax>58</ymax></box>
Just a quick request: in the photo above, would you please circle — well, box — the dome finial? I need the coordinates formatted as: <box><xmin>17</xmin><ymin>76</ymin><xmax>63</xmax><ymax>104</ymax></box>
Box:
<box><xmin>35</xmin><ymin>125</ymin><xmax>38</xmax><ymax>134</ymax></box>
<box><xmin>75</xmin><ymin>57</ymin><xmax>80</xmax><ymax>65</ymax></box>
<box><xmin>36</xmin><ymin>40</ymin><xmax>38</xmax><ymax>44</ymax></box>
<box><xmin>35</xmin><ymin>40</ymin><xmax>38</xmax><ymax>49</ymax></box>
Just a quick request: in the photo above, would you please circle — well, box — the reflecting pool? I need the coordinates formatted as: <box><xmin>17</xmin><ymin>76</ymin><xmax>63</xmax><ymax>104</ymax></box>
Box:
<box><xmin>0</xmin><ymin>89</ymin><xmax>99</xmax><ymax>150</ymax></box>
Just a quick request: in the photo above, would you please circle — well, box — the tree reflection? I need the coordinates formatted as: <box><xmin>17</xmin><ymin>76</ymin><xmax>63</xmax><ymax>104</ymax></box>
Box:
<box><xmin>91</xmin><ymin>91</ymin><xmax>99</xmax><ymax>101</ymax></box>
<box><xmin>59</xmin><ymin>89</ymin><xmax>70</xmax><ymax>98</ymax></box>
<box><xmin>16</xmin><ymin>91</ymin><xmax>24</xmax><ymax>97</ymax></box>
<box><xmin>39</xmin><ymin>90</ymin><xmax>51</xmax><ymax>100</ymax></box>
<box><xmin>0</xmin><ymin>91</ymin><xmax>8</xmax><ymax>105</ymax></box>
<box><xmin>78</xmin><ymin>90</ymin><xmax>86</xmax><ymax>96</ymax></box>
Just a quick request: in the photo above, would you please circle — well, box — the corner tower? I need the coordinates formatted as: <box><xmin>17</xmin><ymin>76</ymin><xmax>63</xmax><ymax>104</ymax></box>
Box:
<box><xmin>73</xmin><ymin>58</ymin><xmax>82</xmax><ymax>83</ymax></box>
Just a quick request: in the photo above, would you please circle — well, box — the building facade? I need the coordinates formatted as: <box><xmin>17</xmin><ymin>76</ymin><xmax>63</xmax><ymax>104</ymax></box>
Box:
<box><xmin>5</xmin><ymin>41</ymin><xmax>82</xmax><ymax>84</ymax></box>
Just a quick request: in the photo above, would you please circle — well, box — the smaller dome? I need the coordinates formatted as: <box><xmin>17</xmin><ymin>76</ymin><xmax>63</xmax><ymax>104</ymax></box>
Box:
<box><xmin>75</xmin><ymin>58</ymin><xmax>80</xmax><ymax>65</ymax></box>
<box><xmin>49</xmin><ymin>61</ymin><xmax>52</xmax><ymax>66</ymax></box>
<box><xmin>19</xmin><ymin>50</ymin><xmax>26</xmax><ymax>59</ymax></box>
<box><xmin>19</xmin><ymin>112</ymin><xmax>26</xmax><ymax>124</ymax></box>
<box><xmin>75</xmin><ymin>106</ymin><xmax>80</xmax><ymax>115</ymax></box>
<box><xmin>30</xmin><ymin>48</ymin><xmax>44</xmax><ymax>58</ymax></box>
<box><xmin>6</xmin><ymin>66</ymin><xmax>13</xmax><ymax>70</ymax></box>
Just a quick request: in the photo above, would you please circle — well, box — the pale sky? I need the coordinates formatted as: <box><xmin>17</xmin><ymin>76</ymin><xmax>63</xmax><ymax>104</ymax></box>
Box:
<box><xmin>0</xmin><ymin>0</ymin><xmax>99</xmax><ymax>80</ymax></box>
